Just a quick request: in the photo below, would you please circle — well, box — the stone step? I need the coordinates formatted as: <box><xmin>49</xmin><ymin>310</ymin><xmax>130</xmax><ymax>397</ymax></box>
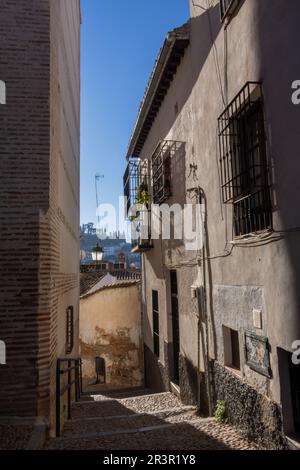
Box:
<box><xmin>45</xmin><ymin>417</ymin><xmax>255</xmax><ymax>451</ymax></box>
<box><xmin>82</xmin><ymin>388</ymin><xmax>154</xmax><ymax>401</ymax></box>
<box><xmin>72</xmin><ymin>392</ymin><xmax>183</xmax><ymax>418</ymax></box>
<box><xmin>63</xmin><ymin>408</ymin><xmax>198</xmax><ymax>437</ymax></box>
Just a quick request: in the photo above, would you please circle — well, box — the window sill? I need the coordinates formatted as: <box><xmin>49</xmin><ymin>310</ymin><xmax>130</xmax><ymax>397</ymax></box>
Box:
<box><xmin>230</xmin><ymin>229</ymin><xmax>273</xmax><ymax>244</ymax></box>
<box><xmin>225</xmin><ymin>365</ymin><xmax>242</xmax><ymax>379</ymax></box>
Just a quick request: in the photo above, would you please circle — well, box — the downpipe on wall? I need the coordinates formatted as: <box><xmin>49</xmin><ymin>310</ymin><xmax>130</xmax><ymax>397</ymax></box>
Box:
<box><xmin>190</xmin><ymin>187</ymin><xmax>213</xmax><ymax>416</ymax></box>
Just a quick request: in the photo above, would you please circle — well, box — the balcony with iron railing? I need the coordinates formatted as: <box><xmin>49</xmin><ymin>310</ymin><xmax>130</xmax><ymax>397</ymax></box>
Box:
<box><xmin>123</xmin><ymin>158</ymin><xmax>152</xmax><ymax>253</ymax></box>
<box><xmin>124</xmin><ymin>141</ymin><xmax>184</xmax><ymax>252</ymax></box>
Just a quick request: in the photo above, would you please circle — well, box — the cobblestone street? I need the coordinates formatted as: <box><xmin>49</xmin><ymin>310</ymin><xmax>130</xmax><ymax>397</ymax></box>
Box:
<box><xmin>45</xmin><ymin>390</ymin><xmax>256</xmax><ymax>450</ymax></box>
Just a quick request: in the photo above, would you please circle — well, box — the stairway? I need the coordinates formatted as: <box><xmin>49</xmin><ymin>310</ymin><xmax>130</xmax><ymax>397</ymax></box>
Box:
<box><xmin>45</xmin><ymin>389</ymin><xmax>255</xmax><ymax>450</ymax></box>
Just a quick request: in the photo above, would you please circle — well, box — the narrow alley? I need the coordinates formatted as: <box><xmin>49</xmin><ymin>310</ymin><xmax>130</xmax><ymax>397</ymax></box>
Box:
<box><xmin>45</xmin><ymin>389</ymin><xmax>255</xmax><ymax>450</ymax></box>
<box><xmin>1</xmin><ymin>0</ymin><xmax>300</xmax><ymax>460</ymax></box>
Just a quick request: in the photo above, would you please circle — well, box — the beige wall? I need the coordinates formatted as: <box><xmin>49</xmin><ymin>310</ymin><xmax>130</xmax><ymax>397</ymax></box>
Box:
<box><xmin>80</xmin><ymin>285</ymin><xmax>144</xmax><ymax>389</ymax></box>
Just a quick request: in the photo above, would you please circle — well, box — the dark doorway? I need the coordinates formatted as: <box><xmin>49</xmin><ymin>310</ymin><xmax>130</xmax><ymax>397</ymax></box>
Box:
<box><xmin>170</xmin><ymin>270</ymin><xmax>180</xmax><ymax>385</ymax></box>
<box><xmin>152</xmin><ymin>290</ymin><xmax>160</xmax><ymax>358</ymax></box>
<box><xmin>290</xmin><ymin>357</ymin><xmax>300</xmax><ymax>433</ymax></box>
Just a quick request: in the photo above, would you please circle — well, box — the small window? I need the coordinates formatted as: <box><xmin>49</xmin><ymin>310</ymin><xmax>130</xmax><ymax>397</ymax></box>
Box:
<box><xmin>65</xmin><ymin>306</ymin><xmax>74</xmax><ymax>355</ymax></box>
<box><xmin>151</xmin><ymin>141</ymin><xmax>181</xmax><ymax>204</ymax></box>
<box><xmin>223</xmin><ymin>326</ymin><xmax>240</xmax><ymax>371</ymax></box>
<box><xmin>152</xmin><ymin>142</ymin><xmax>171</xmax><ymax>204</ymax></box>
<box><xmin>152</xmin><ymin>290</ymin><xmax>160</xmax><ymax>357</ymax></box>
<box><xmin>219</xmin><ymin>0</ymin><xmax>240</xmax><ymax>22</ymax></box>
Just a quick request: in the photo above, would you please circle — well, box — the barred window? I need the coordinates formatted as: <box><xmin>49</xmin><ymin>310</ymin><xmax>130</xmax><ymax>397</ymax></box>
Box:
<box><xmin>218</xmin><ymin>82</ymin><xmax>272</xmax><ymax>236</ymax></box>
<box><xmin>151</xmin><ymin>141</ymin><xmax>179</xmax><ymax>204</ymax></box>
<box><xmin>65</xmin><ymin>306</ymin><xmax>74</xmax><ymax>355</ymax></box>
<box><xmin>219</xmin><ymin>0</ymin><xmax>240</xmax><ymax>22</ymax></box>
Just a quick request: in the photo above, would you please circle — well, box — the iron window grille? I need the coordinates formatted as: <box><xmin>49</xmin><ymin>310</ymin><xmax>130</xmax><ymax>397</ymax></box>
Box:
<box><xmin>218</xmin><ymin>82</ymin><xmax>272</xmax><ymax>236</ymax></box>
<box><xmin>152</xmin><ymin>290</ymin><xmax>160</xmax><ymax>357</ymax></box>
<box><xmin>151</xmin><ymin>140</ymin><xmax>180</xmax><ymax>204</ymax></box>
<box><xmin>219</xmin><ymin>0</ymin><xmax>240</xmax><ymax>22</ymax></box>
<box><xmin>65</xmin><ymin>306</ymin><xmax>74</xmax><ymax>355</ymax></box>
<box><xmin>123</xmin><ymin>158</ymin><xmax>150</xmax><ymax>218</ymax></box>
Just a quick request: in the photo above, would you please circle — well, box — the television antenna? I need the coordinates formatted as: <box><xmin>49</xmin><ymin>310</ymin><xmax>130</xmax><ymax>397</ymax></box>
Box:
<box><xmin>95</xmin><ymin>173</ymin><xmax>104</xmax><ymax>231</ymax></box>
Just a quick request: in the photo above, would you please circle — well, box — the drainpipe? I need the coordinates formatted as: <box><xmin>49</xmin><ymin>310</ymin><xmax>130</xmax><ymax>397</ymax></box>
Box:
<box><xmin>193</xmin><ymin>187</ymin><xmax>213</xmax><ymax>415</ymax></box>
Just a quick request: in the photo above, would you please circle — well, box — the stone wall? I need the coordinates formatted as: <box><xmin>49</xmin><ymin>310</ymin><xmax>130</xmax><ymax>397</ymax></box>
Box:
<box><xmin>211</xmin><ymin>361</ymin><xmax>287</xmax><ymax>450</ymax></box>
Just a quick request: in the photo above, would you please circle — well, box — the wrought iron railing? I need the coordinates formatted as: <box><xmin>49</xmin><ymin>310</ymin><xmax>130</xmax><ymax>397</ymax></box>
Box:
<box><xmin>123</xmin><ymin>158</ymin><xmax>150</xmax><ymax>218</ymax></box>
<box><xmin>56</xmin><ymin>358</ymin><xmax>82</xmax><ymax>437</ymax></box>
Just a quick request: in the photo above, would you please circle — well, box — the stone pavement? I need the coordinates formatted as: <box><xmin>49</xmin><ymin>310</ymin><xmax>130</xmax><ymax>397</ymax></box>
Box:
<box><xmin>45</xmin><ymin>389</ymin><xmax>256</xmax><ymax>450</ymax></box>
<box><xmin>0</xmin><ymin>424</ymin><xmax>33</xmax><ymax>450</ymax></box>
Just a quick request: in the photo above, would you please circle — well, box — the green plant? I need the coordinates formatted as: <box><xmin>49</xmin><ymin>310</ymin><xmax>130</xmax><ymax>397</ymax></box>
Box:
<box><xmin>137</xmin><ymin>182</ymin><xmax>151</xmax><ymax>207</ymax></box>
<box><xmin>214</xmin><ymin>400</ymin><xmax>228</xmax><ymax>424</ymax></box>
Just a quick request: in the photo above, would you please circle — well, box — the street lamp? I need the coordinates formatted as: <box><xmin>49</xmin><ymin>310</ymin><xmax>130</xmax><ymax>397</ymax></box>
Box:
<box><xmin>92</xmin><ymin>242</ymin><xmax>104</xmax><ymax>263</ymax></box>
<box><xmin>80</xmin><ymin>249</ymin><xmax>86</xmax><ymax>263</ymax></box>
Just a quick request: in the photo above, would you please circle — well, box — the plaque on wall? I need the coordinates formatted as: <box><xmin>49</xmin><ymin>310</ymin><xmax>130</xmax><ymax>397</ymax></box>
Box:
<box><xmin>244</xmin><ymin>331</ymin><xmax>272</xmax><ymax>378</ymax></box>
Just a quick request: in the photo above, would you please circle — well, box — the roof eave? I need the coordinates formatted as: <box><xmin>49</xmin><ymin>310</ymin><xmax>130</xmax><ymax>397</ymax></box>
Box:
<box><xmin>126</xmin><ymin>21</ymin><xmax>190</xmax><ymax>159</ymax></box>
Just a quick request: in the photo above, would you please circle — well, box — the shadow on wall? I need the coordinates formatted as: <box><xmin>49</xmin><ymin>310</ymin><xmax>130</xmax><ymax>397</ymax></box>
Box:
<box><xmin>254</xmin><ymin>0</ymin><xmax>300</xmax><ymax>435</ymax></box>
<box><xmin>257</xmin><ymin>1</ymin><xmax>300</xmax><ymax>344</ymax></box>
<box><xmin>255</xmin><ymin>0</ymin><xmax>300</xmax><ymax>334</ymax></box>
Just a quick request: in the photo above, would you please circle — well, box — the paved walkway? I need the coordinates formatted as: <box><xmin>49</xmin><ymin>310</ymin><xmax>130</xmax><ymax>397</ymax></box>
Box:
<box><xmin>45</xmin><ymin>390</ymin><xmax>256</xmax><ymax>450</ymax></box>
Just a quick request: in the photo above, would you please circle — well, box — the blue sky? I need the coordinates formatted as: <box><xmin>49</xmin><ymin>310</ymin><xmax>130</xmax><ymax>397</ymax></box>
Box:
<box><xmin>80</xmin><ymin>0</ymin><xmax>189</xmax><ymax>226</ymax></box>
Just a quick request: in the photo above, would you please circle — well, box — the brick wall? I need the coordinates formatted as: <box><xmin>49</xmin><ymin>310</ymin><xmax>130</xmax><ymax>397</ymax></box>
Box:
<box><xmin>47</xmin><ymin>0</ymin><xmax>81</xmax><ymax>432</ymax></box>
<box><xmin>0</xmin><ymin>0</ymin><xmax>80</xmax><ymax>429</ymax></box>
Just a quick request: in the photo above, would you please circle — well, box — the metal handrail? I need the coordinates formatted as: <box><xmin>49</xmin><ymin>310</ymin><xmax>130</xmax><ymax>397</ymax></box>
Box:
<box><xmin>56</xmin><ymin>357</ymin><xmax>82</xmax><ymax>437</ymax></box>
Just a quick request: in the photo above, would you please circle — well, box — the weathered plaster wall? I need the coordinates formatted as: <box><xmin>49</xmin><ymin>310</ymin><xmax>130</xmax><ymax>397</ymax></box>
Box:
<box><xmin>80</xmin><ymin>285</ymin><xmax>143</xmax><ymax>389</ymax></box>
<box><xmin>138</xmin><ymin>0</ymin><xmax>300</xmax><ymax>445</ymax></box>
